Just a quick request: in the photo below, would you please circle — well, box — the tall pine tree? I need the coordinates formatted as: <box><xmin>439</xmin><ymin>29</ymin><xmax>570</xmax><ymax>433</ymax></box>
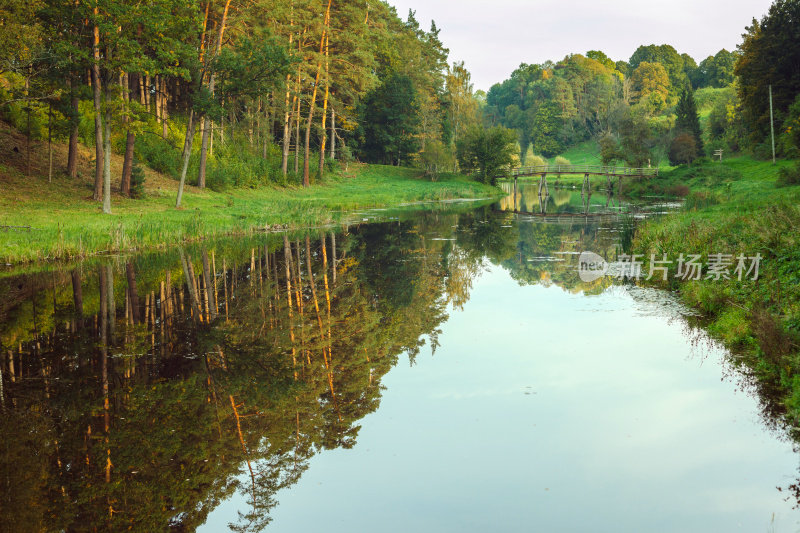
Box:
<box><xmin>675</xmin><ymin>86</ymin><xmax>704</xmax><ymax>155</ymax></box>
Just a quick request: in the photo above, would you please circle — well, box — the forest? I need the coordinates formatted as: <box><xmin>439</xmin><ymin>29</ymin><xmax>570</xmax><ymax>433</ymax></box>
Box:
<box><xmin>486</xmin><ymin>0</ymin><xmax>800</xmax><ymax>172</ymax></box>
<box><xmin>0</xmin><ymin>0</ymin><xmax>483</xmax><ymax>212</ymax></box>
<box><xmin>3</xmin><ymin>0</ymin><xmax>799</xmax><ymax>217</ymax></box>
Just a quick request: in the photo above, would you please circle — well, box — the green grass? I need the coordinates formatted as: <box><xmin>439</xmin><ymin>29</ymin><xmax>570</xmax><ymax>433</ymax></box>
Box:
<box><xmin>694</xmin><ymin>87</ymin><xmax>732</xmax><ymax>122</ymax></box>
<box><xmin>0</xmin><ymin>163</ymin><xmax>500</xmax><ymax>264</ymax></box>
<box><xmin>549</xmin><ymin>140</ymin><xmax>602</xmax><ymax>165</ymax></box>
<box><xmin>632</xmin><ymin>155</ymin><xmax>800</xmax><ymax>428</ymax></box>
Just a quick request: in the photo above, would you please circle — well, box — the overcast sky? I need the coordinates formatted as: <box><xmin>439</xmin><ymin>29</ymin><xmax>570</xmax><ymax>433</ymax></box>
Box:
<box><xmin>385</xmin><ymin>0</ymin><xmax>774</xmax><ymax>91</ymax></box>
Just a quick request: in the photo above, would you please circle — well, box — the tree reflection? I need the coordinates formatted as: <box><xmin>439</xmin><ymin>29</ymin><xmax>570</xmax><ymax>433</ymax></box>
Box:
<box><xmin>0</xmin><ymin>217</ymin><xmax>489</xmax><ymax>531</ymax></box>
<box><xmin>3</xmin><ymin>208</ymin><xmax>800</xmax><ymax>530</ymax></box>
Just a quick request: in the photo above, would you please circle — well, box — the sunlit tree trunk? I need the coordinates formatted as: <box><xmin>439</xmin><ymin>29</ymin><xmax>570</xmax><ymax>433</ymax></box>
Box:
<box><xmin>281</xmin><ymin>10</ymin><xmax>295</xmax><ymax>176</ymax></box>
<box><xmin>121</xmin><ymin>73</ymin><xmax>135</xmax><ymax>196</ymax></box>
<box><xmin>91</xmin><ymin>7</ymin><xmax>104</xmax><ymax>203</ymax></box>
<box><xmin>198</xmin><ymin>0</ymin><xmax>233</xmax><ymax>190</ymax></box>
<box><xmin>318</xmin><ymin>32</ymin><xmax>330</xmax><ymax>179</ymax></box>
<box><xmin>329</xmin><ymin>108</ymin><xmax>335</xmax><ymax>160</ymax></box>
<box><xmin>102</xmin><ymin>94</ymin><xmax>112</xmax><ymax>214</ymax></box>
<box><xmin>302</xmin><ymin>0</ymin><xmax>332</xmax><ymax>187</ymax></box>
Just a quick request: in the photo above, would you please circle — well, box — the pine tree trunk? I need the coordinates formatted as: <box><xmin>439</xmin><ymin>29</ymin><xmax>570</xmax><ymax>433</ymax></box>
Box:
<box><xmin>330</xmin><ymin>107</ymin><xmax>335</xmax><ymax>159</ymax></box>
<box><xmin>154</xmin><ymin>74</ymin><xmax>162</xmax><ymax>123</ymax></box>
<box><xmin>198</xmin><ymin>113</ymin><xmax>211</xmax><ymax>189</ymax></box>
<box><xmin>121</xmin><ymin>73</ymin><xmax>134</xmax><ymax>196</ymax></box>
<box><xmin>294</xmin><ymin>93</ymin><xmax>301</xmax><ymax>174</ymax></box>
<box><xmin>161</xmin><ymin>77</ymin><xmax>168</xmax><ymax>137</ymax></box>
<box><xmin>281</xmin><ymin>3</ymin><xmax>294</xmax><ymax>175</ymax></box>
<box><xmin>176</xmin><ymin>110</ymin><xmax>195</xmax><ymax>208</ymax></box>
<box><xmin>102</xmin><ymin>104</ymin><xmax>112</xmax><ymax>214</ymax></box>
<box><xmin>144</xmin><ymin>74</ymin><xmax>150</xmax><ymax>110</ymax></box>
<box><xmin>67</xmin><ymin>90</ymin><xmax>79</xmax><ymax>178</ymax></box>
<box><xmin>282</xmin><ymin>90</ymin><xmax>293</xmax><ymax>174</ymax></box>
<box><xmin>318</xmin><ymin>32</ymin><xmax>330</xmax><ymax>179</ymax></box>
<box><xmin>303</xmin><ymin>70</ymin><xmax>322</xmax><ymax>187</ymax></box>
<box><xmin>48</xmin><ymin>103</ymin><xmax>53</xmax><ymax>182</ymax></box>
<box><xmin>197</xmin><ymin>0</ymin><xmax>232</xmax><ymax>190</ymax></box>
<box><xmin>302</xmin><ymin>0</ymin><xmax>331</xmax><ymax>187</ymax></box>
<box><xmin>91</xmin><ymin>12</ymin><xmax>104</xmax><ymax>202</ymax></box>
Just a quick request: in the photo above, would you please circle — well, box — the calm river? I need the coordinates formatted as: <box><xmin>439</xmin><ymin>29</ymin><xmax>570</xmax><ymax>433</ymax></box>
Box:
<box><xmin>1</xmin><ymin>189</ymin><xmax>798</xmax><ymax>532</ymax></box>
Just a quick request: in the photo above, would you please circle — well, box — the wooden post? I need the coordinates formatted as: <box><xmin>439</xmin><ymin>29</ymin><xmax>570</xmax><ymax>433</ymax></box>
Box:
<box><xmin>769</xmin><ymin>84</ymin><xmax>776</xmax><ymax>164</ymax></box>
<box><xmin>581</xmin><ymin>173</ymin><xmax>587</xmax><ymax>200</ymax></box>
<box><xmin>513</xmin><ymin>176</ymin><xmax>517</xmax><ymax>211</ymax></box>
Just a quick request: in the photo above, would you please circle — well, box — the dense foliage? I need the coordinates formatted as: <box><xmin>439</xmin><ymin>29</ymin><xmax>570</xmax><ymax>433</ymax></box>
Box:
<box><xmin>485</xmin><ymin>0</ymin><xmax>800</xmax><ymax>167</ymax></box>
<box><xmin>0</xmin><ymin>0</ymin><xmax>484</xmax><ymax>210</ymax></box>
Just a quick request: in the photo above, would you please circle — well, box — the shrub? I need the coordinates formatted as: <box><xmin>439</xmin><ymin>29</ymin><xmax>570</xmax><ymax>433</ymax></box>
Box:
<box><xmin>598</xmin><ymin>132</ymin><xmax>621</xmax><ymax>165</ymax></box>
<box><xmin>526</xmin><ymin>154</ymin><xmax>546</xmax><ymax>167</ymax></box>
<box><xmin>136</xmin><ymin>135</ymin><xmax>182</xmax><ymax>178</ymax></box>
<box><xmin>668</xmin><ymin>133</ymin><xmax>698</xmax><ymax>166</ymax></box>
<box><xmin>324</xmin><ymin>157</ymin><xmax>340</xmax><ymax>173</ymax></box>
<box><xmin>777</xmin><ymin>164</ymin><xmax>800</xmax><ymax>188</ymax></box>
<box><xmin>130</xmin><ymin>158</ymin><xmax>146</xmax><ymax>198</ymax></box>
<box><xmin>667</xmin><ymin>184</ymin><xmax>690</xmax><ymax>197</ymax></box>
<box><xmin>416</xmin><ymin>140</ymin><xmax>454</xmax><ymax>181</ymax></box>
<box><xmin>554</xmin><ymin>155</ymin><xmax>571</xmax><ymax>167</ymax></box>
<box><xmin>456</xmin><ymin>126</ymin><xmax>517</xmax><ymax>185</ymax></box>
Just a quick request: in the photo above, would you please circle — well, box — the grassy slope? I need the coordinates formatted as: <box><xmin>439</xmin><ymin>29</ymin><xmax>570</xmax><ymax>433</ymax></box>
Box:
<box><xmin>548</xmin><ymin>140</ymin><xmax>602</xmax><ymax>165</ymax></box>
<box><xmin>632</xmin><ymin>156</ymin><xmax>800</xmax><ymax>424</ymax></box>
<box><xmin>0</xmin><ymin>121</ymin><xmax>500</xmax><ymax>264</ymax></box>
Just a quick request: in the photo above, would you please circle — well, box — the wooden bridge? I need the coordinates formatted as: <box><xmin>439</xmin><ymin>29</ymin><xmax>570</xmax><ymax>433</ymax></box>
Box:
<box><xmin>509</xmin><ymin>164</ymin><xmax>659</xmax><ymax>178</ymax></box>
<box><xmin>506</xmin><ymin>164</ymin><xmax>658</xmax><ymax>206</ymax></box>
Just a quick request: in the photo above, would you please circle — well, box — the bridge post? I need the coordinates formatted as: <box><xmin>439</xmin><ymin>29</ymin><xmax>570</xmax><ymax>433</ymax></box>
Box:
<box><xmin>606</xmin><ymin>174</ymin><xmax>612</xmax><ymax>195</ymax></box>
<box><xmin>584</xmin><ymin>174</ymin><xmax>592</xmax><ymax>215</ymax></box>
<box><xmin>538</xmin><ymin>173</ymin><xmax>548</xmax><ymax>197</ymax></box>
<box><xmin>618</xmin><ymin>175</ymin><xmax>622</xmax><ymax>197</ymax></box>
<box><xmin>513</xmin><ymin>176</ymin><xmax>517</xmax><ymax>211</ymax></box>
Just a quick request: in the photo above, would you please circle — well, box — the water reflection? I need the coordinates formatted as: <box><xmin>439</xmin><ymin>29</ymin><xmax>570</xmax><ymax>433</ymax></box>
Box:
<box><xmin>0</xmin><ymin>208</ymin><xmax>799</xmax><ymax>531</ymax></box>
<box><xmin>499</xmin><ymin>180</ymin><xmax>625</xmax><ymax>216</ymax></box>
<box><xmin>0</xmin><ymin>214</ymin><xmax>500</xmax><ymax>531</ymax></box>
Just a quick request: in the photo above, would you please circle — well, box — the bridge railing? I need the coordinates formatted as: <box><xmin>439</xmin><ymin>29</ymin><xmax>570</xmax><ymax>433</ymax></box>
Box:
<box><xmin>509</xmin><ymin>164</ymin><xmax>659</xmax><ymax>177</ymax></box>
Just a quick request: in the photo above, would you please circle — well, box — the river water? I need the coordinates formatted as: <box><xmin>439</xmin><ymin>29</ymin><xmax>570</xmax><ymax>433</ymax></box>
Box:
<box><xmin>1</xmin><ymin>190</ymin><xmax>798</xmax><ymax>532</ymax></box>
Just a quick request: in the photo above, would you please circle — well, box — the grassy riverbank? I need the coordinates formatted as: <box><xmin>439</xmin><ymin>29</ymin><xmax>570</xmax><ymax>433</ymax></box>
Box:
<box><xmin>0</xmin><ymin>123</ymin><xmax>500</xmax><ymax>264</ymax></box>
<box><xmin>632</xmin><ymin>156</ymin><xmax>800</xmax><ymax>425</ymax></box>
